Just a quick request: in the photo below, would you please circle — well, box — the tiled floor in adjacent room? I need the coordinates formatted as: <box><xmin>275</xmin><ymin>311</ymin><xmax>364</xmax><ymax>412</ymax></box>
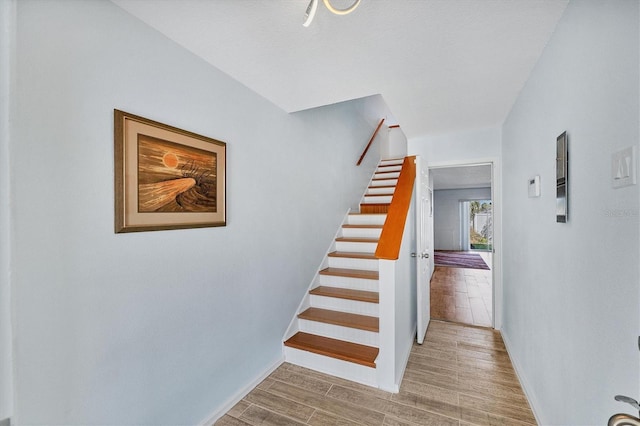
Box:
<box><xmin>431</xmin><ymin>253</ymin><xmax>493</xmax><ymax>328</ymax></box>
<box><xmin>215</xmin><ymin>320</ymin><xmax>536</xmax><ymax>426</ymax></box>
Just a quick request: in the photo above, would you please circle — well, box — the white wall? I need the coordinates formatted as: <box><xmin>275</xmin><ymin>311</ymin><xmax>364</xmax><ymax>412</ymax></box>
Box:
<box><xmin>408</xmin><ymin>126</ymin><xmax>501</xmax><ymax>164</ymax></box>
<box><xmin>0</xmin><ymin>0</ymin><xmax>15</xmax><ymax>421</ymax></box>
<box><xmin>7</xmin><ymin>1</ymin><xmax>386</xmax><ymax>424</ymax></box>
<box><xmin>395</xmin><ymin>197</ymin><xmax>416</xmax><ymax>385</ymax></box>
<box><xmin>382</xmin><ymin>127</ymin><xmax>408</xmax><ymax>160</ymax></box>
<box><xmin>433</xmin><ymin>188</ymin><xmax>491</xmax><ymax>251</ymax></box>
<box><xmin>376</xmin><ymin>196</ymin><xmax>416</xmax><ymax>393</ymax></box>
<box><xmin>501</xmin><ymin>1</ymin><xmax>639</xmax><ymax>424</ymax></box>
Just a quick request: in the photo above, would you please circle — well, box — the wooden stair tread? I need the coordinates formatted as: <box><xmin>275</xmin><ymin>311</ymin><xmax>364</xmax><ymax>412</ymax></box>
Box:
<box><xmin>375</xmin><ymin>170</ymin><xmax>400</xmax><ymax>175</ymax></box>
<box><xmin>335</xmin><ymin>237</ymin><xmax>379</xmax><ymax>243</ymax></box>
<box><xmin>328</xmin><ymin>251</ymin><xmax>377</xmax><ymax>260</ymax></box>
<box><xmin>342</xmin><ymin>224</ymin><xmax>383</xmax><ymax>229</ymax></box>
<box><xmin>368</xmin><ymin>186</ymin><xmax>396</xmax><ymax>190</ymax></box>
<box><xmin>372</xmin><ymin>177</ymin><xmax>398</xmax><ymax>181</ymax></box>
<box><xmin>319</xmin><ymin>267</ymin><xmax>379</xmax><ymax>280</ymax></box>
<box><xmin>298</xmin><ymin>308</ymin><xmax>379</xmax><ymax>332</ymax></box>
<box><xmin>310</xmin><ymin>286</ymin><xmax>379</xmax><ymax>303</ymax></box>
<box><xmin>284</xmin><ymin>332</ymin><xmax>378</xmax><ymax>367</ymax></box>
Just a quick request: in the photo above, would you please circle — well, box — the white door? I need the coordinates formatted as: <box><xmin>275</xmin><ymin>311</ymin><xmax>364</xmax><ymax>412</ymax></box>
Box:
<box><xmin>415</xmin><ymin>156</ymin><xmax>433</xmax><ymax>344</ymax></box>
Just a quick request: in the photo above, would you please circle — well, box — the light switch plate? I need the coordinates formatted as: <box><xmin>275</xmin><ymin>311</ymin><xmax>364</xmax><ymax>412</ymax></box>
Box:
<box><xmin>528</xmin><ymin>175</ymin><xmax>540</xmax><ymax>197</ymax></box>
<box><xmin>612</xmin><ymin>146</ymin><xmax>636</xmax><ymax>189</ymax></box>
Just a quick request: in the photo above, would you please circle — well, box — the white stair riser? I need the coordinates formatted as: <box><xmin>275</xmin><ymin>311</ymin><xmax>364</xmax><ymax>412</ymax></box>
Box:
<box><xmin>370</xmin><ymin>179</ymin><xmax>398</xmax><ymax>187</ymax></box>
<box><xmin>335</xmin><ymin>241</ymin><xmax>377</xmax><ymax>252</ymax></box>
<box><xmin>341</xmin><ymin>227</ymin><xmax>382</xmax><ymax>239</ymax></box>
<box><xmin>310</xmin><ymin>295</ymin><xmax>379</xmax><ymax>316</ymax></box>
<box><xmin>347</xmin><ymin>214</ymin><xmax>386</xmax><ymax>226</ymax></box>
<box><xmin>313</xmin><ymin>275</ymin><xmax>380</xmax><ymax>291</ymax></box>
<box><xmin>327</xmin><ymin>257</ymin><xmax>378</xmax><ymax>271</ymax></box>
<box><xmin>367</xmin><ymin>187</ymin><xmax>395</xmax><ymax>195</ymax></box>
<box><xmin>379</xmin><ymin>159</ymin><xmax>404</xmax><ymax>166</ymax></box>
<box><xmin>317</xmin><ymin>275</ymin><xmax>378</xmax><ymax>291</ymax></box>
<box><xmin>298</xmin><ymin>320</ymin><xmax>379</xmax><ymax>347</ymax></box>
<box><xmin>374</xmin><ymin>172</ymin><xmax>400</xmax><ymax>179</ymax></box>
<box><xmin>362</xmin><ymin>195</ymin><xmax>393</xmax><ymax>204</ymax></box>
<box><xmin>376</xmin><ymin>165</ymin><xmax>402</xmax><ymax>172</ymax></box>
<box><xmin>284</xmin><ymin>347</ymin><xmax>377</xmax><ymax>387</ymax></box>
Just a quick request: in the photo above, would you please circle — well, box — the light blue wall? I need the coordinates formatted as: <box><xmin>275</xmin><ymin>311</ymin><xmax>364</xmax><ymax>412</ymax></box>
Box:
<box><xmin>433</xmin><ymin>188</ymin><xmax>492</xmax><ymax>251</ymax></box>
<box><xmin>0</xmin><ymin>0</ymin><xmax>15</xmax><ymax>421</ymax></box>
<box><xmin>8</xmin><ymin>0</ymin><xmax>384</xmax><ymax>424</ymax></box>
<box><xmin>408</xmin><ymin>126</ymin><xmax>501</xmax><ymax>165</ymax></box>
<box><xmin>501</xmin><ymin>1</ymin><xmax>639</xmax><ymax>424</ymax></box>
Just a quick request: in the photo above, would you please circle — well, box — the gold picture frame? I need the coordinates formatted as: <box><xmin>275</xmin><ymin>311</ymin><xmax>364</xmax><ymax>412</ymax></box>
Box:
<box><xmin>114</xmin><ymin>110</ymin><xmax>226</xmax><ymax>233</ymax></box>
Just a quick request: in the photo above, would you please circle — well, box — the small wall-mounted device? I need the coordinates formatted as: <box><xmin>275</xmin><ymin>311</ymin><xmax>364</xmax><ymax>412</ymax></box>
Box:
<box><xmin>612</xmin><ymin>145</ymin><xmax>637</xmax><ymax>189</ymax></box>
<box><xmin>528</xmin><ymin>175</ymin><xmax>540</xmax><ymax>198</ymax></box>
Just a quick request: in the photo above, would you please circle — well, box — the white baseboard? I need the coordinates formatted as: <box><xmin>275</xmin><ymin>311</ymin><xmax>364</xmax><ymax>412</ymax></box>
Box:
<box><xmin>198</xmin><ymin>356</ymin><xmax>284</xmax><ymax>426</ymax></box>
<box><xmin>500</xmin><ymin>330</ymin><xmax>544</xmax><ymax>426</ymax></box>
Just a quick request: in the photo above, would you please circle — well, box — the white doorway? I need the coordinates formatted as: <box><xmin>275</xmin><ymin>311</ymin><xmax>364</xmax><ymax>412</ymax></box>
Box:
<box><xmin>428</xmin><ymin>162</ymin><xmax>497</xmax><ymax>329</ymax></box>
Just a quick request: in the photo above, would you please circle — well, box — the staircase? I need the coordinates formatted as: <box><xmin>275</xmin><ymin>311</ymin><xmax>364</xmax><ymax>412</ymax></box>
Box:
<box><xmin>283</xmin><ymin>158</ymin><xmax>403</xmax><ymax>387</ymax></box>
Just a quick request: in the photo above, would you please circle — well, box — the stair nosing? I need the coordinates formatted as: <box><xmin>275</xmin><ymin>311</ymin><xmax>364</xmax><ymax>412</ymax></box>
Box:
<box><xmin>284</xmin><ymin>332</ymin><xmax>378</xmax><ymax>368</ymax></box>
<box><xmin>310</xmin><ymin>286</ymin><xmax>379</xmax><ymax>304</ymax></box>
<box><xmin>319</xmin><ymin>267</ymin><xmax>379</xmax><ymax>280</ymax></box>
<box><xmin>335</xmin><ymin>237</ymin><xmax>379</xmax><ymax>243</ymax></box>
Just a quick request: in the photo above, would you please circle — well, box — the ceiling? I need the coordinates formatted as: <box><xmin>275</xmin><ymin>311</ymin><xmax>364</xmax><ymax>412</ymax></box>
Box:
<box><xmin>431</xmin><ymin>165</ymin><xmax>492</xmax><ymax>190</ymax></box>
<box><xmin>111</xmin><ymin>0</ymin><xmax>568</xmax><ymax>140</ymax></box>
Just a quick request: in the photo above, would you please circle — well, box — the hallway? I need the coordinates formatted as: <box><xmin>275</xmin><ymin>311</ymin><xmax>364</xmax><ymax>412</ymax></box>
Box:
<box><xmin>215</xmin><ymin>321</ymin><xmax>536</xmax><ymax>425</ymax></box>
<box><xmin>431</xmin><ymin>253</ymin><xmax>493</xmax><ymax>328</ymax></box>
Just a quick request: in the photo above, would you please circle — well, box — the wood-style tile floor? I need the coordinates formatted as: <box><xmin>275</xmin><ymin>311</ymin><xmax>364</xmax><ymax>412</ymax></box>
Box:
<box><xmin>215</xmin><ymin>321</ymin><xmax>536</xmax><ymax>426</ymax></box>
<box><xmin>431</xmin><ymin>254</ymin><xmax>493</xmax><ymax>328</ymax></box>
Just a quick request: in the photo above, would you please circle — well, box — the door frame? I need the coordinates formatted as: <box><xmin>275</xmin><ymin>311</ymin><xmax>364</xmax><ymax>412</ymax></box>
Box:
<box><xmin>427</xmin><ymin>157</ymin><xmax>502</xmax><ymax>330</ymax></box>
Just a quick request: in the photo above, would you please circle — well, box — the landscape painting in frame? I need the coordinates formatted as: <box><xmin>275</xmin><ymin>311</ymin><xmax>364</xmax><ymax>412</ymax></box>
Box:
<box><xmin>114</xmin><ymin>110</ymin><xmax>226</xmax><ymax>233</ymax></box>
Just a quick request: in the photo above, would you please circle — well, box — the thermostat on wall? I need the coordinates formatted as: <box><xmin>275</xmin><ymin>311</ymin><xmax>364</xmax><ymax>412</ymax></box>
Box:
<box><xmin>528</xmin><ymin>175</ymin><xmax>540</xmax><ymax>198</ymax></box>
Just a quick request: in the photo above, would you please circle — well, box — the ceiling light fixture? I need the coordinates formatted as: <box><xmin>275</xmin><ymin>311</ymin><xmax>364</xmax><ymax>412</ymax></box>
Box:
<box><xmin>303</xmin><ymin>0</ymin><xmax>362</xmax><ymax>27</ymax></box>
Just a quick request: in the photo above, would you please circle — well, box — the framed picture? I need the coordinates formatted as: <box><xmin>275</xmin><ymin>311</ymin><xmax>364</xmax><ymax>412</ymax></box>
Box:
<box><xmin>114</xmin><ymin>110</ymin><xmax>226</xmax><ymax>233</ymax></box>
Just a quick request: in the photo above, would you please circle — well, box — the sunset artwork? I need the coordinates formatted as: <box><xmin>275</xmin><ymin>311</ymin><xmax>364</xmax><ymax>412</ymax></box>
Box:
<box><xmin>115</xmin><ymin>109</ymin><xmax>226</xmax><ymax>233</ymax></box>
<box><xmin>137</xmin><ymin>134</ymin><xmax>217</xmax><ymax>213</ymax></box>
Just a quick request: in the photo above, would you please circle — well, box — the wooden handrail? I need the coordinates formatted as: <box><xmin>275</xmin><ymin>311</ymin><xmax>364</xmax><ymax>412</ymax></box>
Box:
<box><xmin>356</xmin><ymin>118</ymin><xmax>385</xmax><ymax>166</ymax></box>
<box><xmin>375</xmin><ymin>156</ymin><xmax>416</xmax><ymax>260</ymax></box>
